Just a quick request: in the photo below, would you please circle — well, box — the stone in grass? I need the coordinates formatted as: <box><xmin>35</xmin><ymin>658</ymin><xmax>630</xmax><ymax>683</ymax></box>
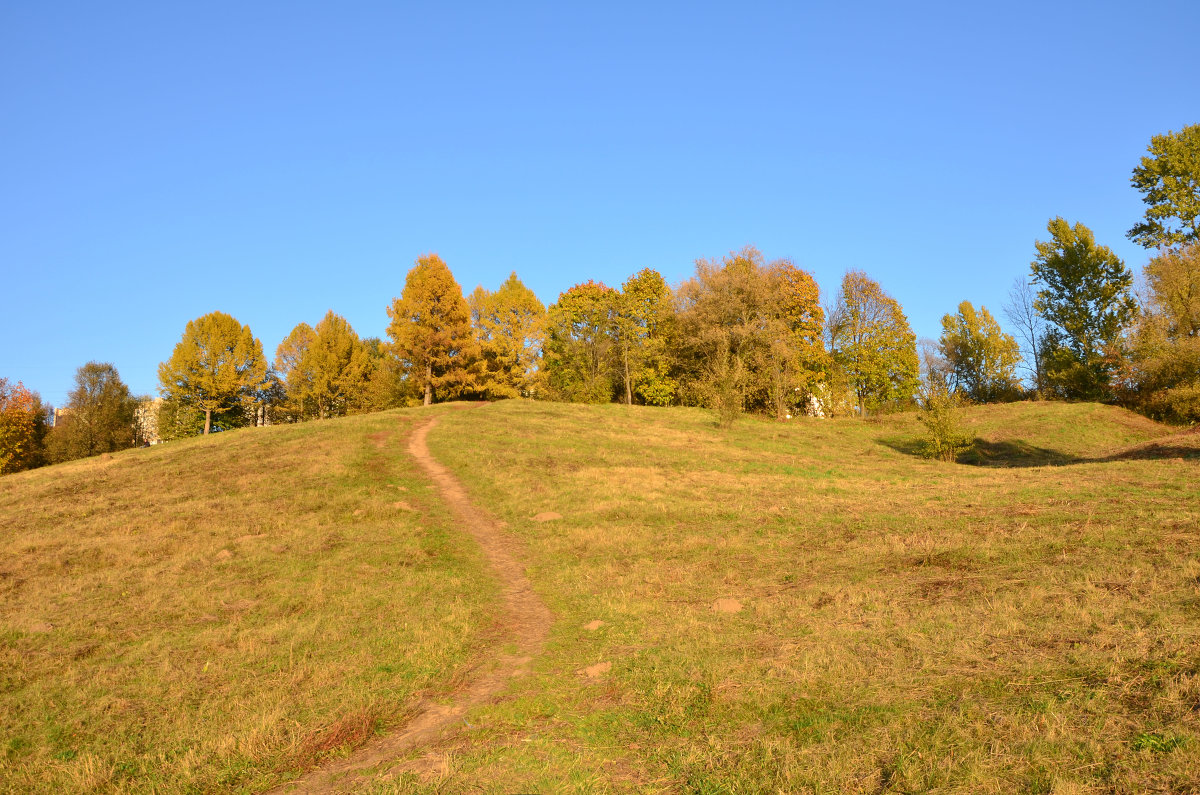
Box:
<box><xmin>583</xmin><ymin>620</ymin><xmax>605</xmax><ymax>631</ymax></box>
<box><xmin>532</xmin><ymin>512</ymin><xmax>562</xmax><ymax>522</ymax></box>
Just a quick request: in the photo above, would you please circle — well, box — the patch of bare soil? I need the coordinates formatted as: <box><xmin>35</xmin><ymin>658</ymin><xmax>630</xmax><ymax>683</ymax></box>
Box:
<box><xmin>271</xmin><ymin>412</ymin><xmax>553</xmax><ymax>793</ymax></box>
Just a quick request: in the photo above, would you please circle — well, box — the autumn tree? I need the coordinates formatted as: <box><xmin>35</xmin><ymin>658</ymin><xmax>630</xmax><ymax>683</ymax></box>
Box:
<box><xmin>612</xmin><ymin>268</ymin><xmax>676</xmax><ymax>406</ymax></box>
<box><xmin>279</xmin><ymin>311</ymin><xmax>372</xmax><ymax>419</ymax></box>
<box><xmin>387</xmin><ymin>254</ymin><xmax>480</xmax><ymax>405</ymax></box>
<box><xmin>826</xmin><ymin>271</ymin><xmax>919</xmax><ymax>414</ymax></box>
<box><xmin>1030</xmin><ymin>218</ymin><xmax>1136</xmax><ymax>400</ymax></box>
<box><xmin>158</xmin><ymin>311</ymin><xmax>270</xmax><ymax>434</ymax></box>
<box><xmin>938</xmin><ymin>302</ymin><xmax>1021</xmax><ymax>403</ymax></box>
<box><xmin>0</xmin><ymin>379</ymin><xmax>49</xmax><ymax>474</ymax></box>
<box><xmin>46</xmin><ymin>362</ymin><xmax>138</xmax><ymax>462</ymax></box>
<box><xmin>675</xmin><ymin>248</ymin><xmax>827</xmax><ymax>421</ymax></box>
<box><xmin>469</xmin><ymin>272</ymin><xmax>547</xmax><ymax>399</ymax></box>
<box><xmin>1119</xmin><ymin>242</ymin><xmax>1200</xmax><ymax>421</ymax></box>
<box><xmin>1128</xmin><ymin>123</ymin><xmax>1200</xmax><ymax>249</ymax></box>
<box><xmin>544</xmin><ymin>281</ymin><xmax>619</xmax><ymax>403</ymax></box>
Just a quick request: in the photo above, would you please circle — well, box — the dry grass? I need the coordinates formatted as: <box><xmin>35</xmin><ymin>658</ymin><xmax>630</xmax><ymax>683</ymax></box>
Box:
<box><xmin>0</xmin><ymin>409</ymin><xmax>498</xmax><ymax>793</ymax></box>
<box><xmin>4</xmin><ymin>400</ymin><xmax>1199</xmax><ymax>793</ymax></box>
<box><xmin>361</xmin><ymin>400</ymin><xmax>1200</xmax><ymax>793</ymax></box>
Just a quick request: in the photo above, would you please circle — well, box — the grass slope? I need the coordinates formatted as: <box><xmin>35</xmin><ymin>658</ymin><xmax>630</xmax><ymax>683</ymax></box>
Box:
<box><xmin>2</xmin><ymin>401</ymin><xmax>1198</xmax><ymax>793</ymax></box>
<box><xmin>391</xmin><ymin>400</ymin><xmax>1197</xmax><ymax>794</ymax></box>
<box><xmin>0</xmin><ymin>409</ymin><xmax>498</xmax><ymax>793</ymax></box>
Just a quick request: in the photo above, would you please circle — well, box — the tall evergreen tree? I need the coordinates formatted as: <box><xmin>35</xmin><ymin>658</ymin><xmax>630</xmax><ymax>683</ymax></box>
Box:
<box><xmin>386</xmin><ymin>254</ymin><xmax>480</xmax><ymax>405</ymax></box>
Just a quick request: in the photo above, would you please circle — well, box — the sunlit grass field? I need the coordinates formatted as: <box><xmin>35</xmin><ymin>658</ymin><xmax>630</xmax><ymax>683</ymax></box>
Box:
<box><xmin>389</xmin><ymin>400</ymin><xmax>1198</xmax><ymax>794</ymax></box>
<box><xmin>3</xmin><ymin>400</ymin><xmax>1199</xmax><ymax>793</ymax></box>
<box><xmin>0</xmin><ymin>409</ymin><xmax>499</xmax><ymax>793</ymax></box>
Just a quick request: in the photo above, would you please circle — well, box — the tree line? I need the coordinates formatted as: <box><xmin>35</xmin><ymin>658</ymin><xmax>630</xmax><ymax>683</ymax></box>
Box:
<box><xmin>2</xmin><ymin>123</ymin><xmax>1197</xmax><ymax>473</ymax></box>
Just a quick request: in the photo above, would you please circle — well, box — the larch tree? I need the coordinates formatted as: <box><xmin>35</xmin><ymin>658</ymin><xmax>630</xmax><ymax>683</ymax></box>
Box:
<box><xmin>544</xmin><ymin>280</ymin><xmax>619</xmax><ymax>404</ymax></box>
<box><xmin>298</xmin><ymin>311</ymin><xmax>372</xmax><ymax>418</ymax></box>
<box><xmin>469</xmin><ymin>272</ymin><xmax>547</xmax><ymax>399</ymax></box>
<box><xmin>826</xmin><ymin>271</ymin><xmax>919</xmax><ymax>415</ymax></box>
<box><xmin>387</xmin><ymin>254</ymin><xmax>480</xmax><ymax>405</ymax></box>
<box><xmin>1030</xmin><ymin>218</ymin><xmax>1136</xmax><ymax>400</ymax></box>
<box><xmin>46</xmin><ymin>362</ymin><xmax>138</xmax><ymax>462</ymax></box>
<box><xmin>157</xmin><ymin>311</ymin><xmax>269</xmax><ymax>435</ymax></box>
<box><xmin>274</xmin><ymin>322</ymin><xmax>317</xmax><ymax>421</ymax></box>
<box><xmin>938</xmin><ymin>302</ymin><xmax>1021</xmax><ymax>403</ymax></box>
<box><xmin>1128</xmin><ymin>123</ymin><xmax>1200</xmax><ymax>249</ymax></box>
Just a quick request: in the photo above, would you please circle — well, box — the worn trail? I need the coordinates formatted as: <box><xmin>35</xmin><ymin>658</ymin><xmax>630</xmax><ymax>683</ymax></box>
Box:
<box><xmin>272</xmin><ymin>413</ymin><xmax>552</xmax><ymax>793</ymax></box>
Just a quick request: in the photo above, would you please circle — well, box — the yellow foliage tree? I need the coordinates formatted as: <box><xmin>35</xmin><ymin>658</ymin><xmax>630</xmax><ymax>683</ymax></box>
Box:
<box><xmin>158</xmin><ymin>312</ymin><xmax>269</xmax><ymax>435</ymax></box>
<box><xmin>469</xmin><ymin>272</ymin><xmax>547</xmax><ymax>399</ymax></box>
<box><xmin>0</xmin><ymin>379</ymin><xmax>47</xmax><ymax>474</ymax></box>
<box><xmin>387</xmin><ymin>254</ymin><xmax>480</xmax><ymax>405</ymax></box>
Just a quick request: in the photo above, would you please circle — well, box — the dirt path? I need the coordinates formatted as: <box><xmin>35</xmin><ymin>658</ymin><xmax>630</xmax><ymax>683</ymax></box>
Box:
<box><xmin>271</xmin><ymin>414</ymin><xmax>553</xmax><ymax>793</ymax></box>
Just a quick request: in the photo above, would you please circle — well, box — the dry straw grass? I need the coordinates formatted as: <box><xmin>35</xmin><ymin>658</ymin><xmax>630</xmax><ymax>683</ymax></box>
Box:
<box><xmin>380</xmin><ymin>399</ymin><xmax>1199</xmax><ymax>794</ymax></box>
<box><xmin>0</xmin><ymin>408</ymin><xmax>498</xmax><ymax>793</ymax></box>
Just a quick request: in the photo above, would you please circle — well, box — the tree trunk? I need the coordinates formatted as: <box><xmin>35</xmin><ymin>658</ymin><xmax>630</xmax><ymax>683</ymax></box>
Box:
<box><xmin>424</xmin><ymin>363</ymin><xmax>433</xmax><ymax>406</ymax></box>
<box><xmin>204</xmin><ymin>409</ymin><xmax>212</xmax><ymax>435</ymax></box>
<box><xmin>623</xmin><ymin>345</ymin><xmax>632</xmax><ymax>406</ymax></box>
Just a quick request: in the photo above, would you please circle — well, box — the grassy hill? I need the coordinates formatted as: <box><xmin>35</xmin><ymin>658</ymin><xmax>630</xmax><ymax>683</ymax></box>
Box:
<box><xmin>2</xmin><ymin>401</ymin><xmax>1198</xmax><ymax>793</ymax></box>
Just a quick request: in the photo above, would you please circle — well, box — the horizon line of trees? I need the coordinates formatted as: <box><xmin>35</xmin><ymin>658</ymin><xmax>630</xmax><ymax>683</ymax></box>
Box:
<box><xmin>3</xmin><ymin>123</ymin><xmax>1197</xmax><ymax>473</ymax></box>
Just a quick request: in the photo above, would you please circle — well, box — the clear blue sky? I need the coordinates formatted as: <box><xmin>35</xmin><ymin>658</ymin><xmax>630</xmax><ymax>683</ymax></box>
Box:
<box><xmin>3</xmin><ymin>1</ymin><xmax>1198</xmax><ymax>407</ymax></box>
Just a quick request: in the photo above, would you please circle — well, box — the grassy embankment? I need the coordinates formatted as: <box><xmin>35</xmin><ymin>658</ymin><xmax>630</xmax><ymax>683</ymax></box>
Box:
<box><xmin>3</xmin><ymin>400</ymin><xmax>1199</xmax><ymax>793</ymax></box>
<box><xmin>374</xmin><ymin>400</ymin><xmax>1197</xmax><ymax>794</ymax></box>
<box><xmin>0</xmin><ymin>409</ymin><xmax>499</xmax><ymax>793</ymax></box>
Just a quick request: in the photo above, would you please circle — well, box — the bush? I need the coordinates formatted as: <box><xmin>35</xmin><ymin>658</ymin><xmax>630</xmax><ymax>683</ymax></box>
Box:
<box><xmin>918</xmin><ymin>390</ymin><xmax>974</xmax><ymax>462</ymax></box>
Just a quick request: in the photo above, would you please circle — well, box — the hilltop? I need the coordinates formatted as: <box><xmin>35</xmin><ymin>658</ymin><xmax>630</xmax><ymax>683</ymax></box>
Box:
<box><xmin>2</xmin><ymin>401</ymin><xmax>1198</xmax><ymax>793</ymax></box>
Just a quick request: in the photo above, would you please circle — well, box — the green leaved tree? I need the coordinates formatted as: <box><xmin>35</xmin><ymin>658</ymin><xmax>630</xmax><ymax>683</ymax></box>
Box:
<box><xmin>938</xmin><ymin>302</ymin><xmax>1021</xmax><ymax>403</ymax></box>
<box><xmin>1128</xmin><ymin>123</ymin><xmax>1200</xmax><ymax>249</ymax></box>
<box><xmin>613</xmin><ymin>268</ymin><xmax>676</xmax><ymax>406</ymax></box>
<box><xmin>387</xmin><ymin>254</ymin><xmax>480</xmax><ymax>405</ymax></box>
<box><xmin>827</xmin><ymin>271</ymin><xmax>919</xmax><ymax>414</ymax></box>
<box><xmin>158</xmin><ymin>312</ymin><xmax>270</xmax><ymax>435</ymax></box>
<box><xmin>1030</xmin><ymin>218</ymin><xmax>1136</xmax><ymax>400</ymax></box>
<box><xmin>544</xmin><ymin>280</ymin><xmax>620</xmax><ymax>404</ymax></box>
<box><xmin>46</xmin><ymin>362</ymin><xmax>138</xmax><ymax>462</ymax></box>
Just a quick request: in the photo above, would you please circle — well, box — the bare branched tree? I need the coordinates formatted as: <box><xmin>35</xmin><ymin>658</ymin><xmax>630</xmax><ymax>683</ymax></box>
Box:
<box><xmin>1002</xmin><ymin>277</ymin><xmax>1045</xmax><ymax>397</ymax></box>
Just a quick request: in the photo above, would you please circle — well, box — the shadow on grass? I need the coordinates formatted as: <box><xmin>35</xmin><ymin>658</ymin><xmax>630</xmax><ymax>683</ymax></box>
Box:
<box><xmin>880</xmin><ymin>433</ymin><xmax>1200</xmax><ymax>468</ymax></box>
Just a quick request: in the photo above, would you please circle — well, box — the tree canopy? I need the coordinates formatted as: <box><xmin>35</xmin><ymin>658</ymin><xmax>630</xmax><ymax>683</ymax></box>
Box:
<box><xmin>387</xmin><ymin>254</ymin><xmax>480</xmax><ymax>405</ymax></box>
<box><xmin>938</xmin><ymin>302</ymin><xmax>1021</xmax><ymax>403</ymax></box>
<box><xmin>0</xmin><ymin>379</ymin><xmax>48</xmax><ymax>474</ymax></box>
<box><xmin>157</xmin><ymin>312</ymin><xmax>269</xmax><ymax>435</ymax></box>
<box><xmin>1030</xmin><ymin>218</ymin><xmax>1135</xmax><ymax>399</ymax></box>
<box><xmin>469</xmin><ymin>272</ymin><xmax>547</xmax><ymax>400</ymax></box>
<box><xmin>47</xmin><ymin>362</ymin><xmax>137</xmax><ymax>462</ymax></box>
<box><xmin>1128</xmin><ymin>123</ymin><xmax>1200</xmax><ymax>249</ymax></box>
<box><xmin>827</xmin><ymin>271</ymin><xmax>919</xmax><ymax>414</ymax></box>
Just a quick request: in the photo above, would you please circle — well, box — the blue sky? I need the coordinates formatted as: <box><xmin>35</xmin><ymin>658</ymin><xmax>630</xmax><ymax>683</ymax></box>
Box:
<box><xmin>3</xmin><ymin>1</ymin><xmax>1198</xmax><ymax>406</ymax></box>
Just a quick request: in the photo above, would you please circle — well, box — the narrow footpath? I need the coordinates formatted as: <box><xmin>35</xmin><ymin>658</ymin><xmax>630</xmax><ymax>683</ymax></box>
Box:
<box><xmin>273</xmin><ymin>413</ymin><xmax>553</xmax><ymax>793</ymax></box>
